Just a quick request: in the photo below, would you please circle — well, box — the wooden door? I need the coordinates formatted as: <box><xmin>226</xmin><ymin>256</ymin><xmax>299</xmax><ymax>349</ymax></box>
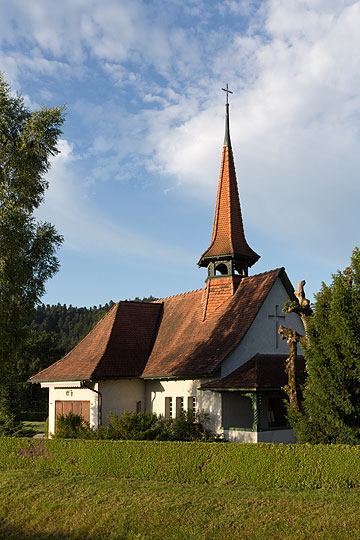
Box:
<box><xmin>55</xmin><ymin>400</ymin><xmax>90</xmax><ymax>429</ymax></box>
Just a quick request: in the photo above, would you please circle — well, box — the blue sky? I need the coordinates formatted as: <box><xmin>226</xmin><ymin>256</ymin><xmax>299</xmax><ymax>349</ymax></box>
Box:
<box><xmin>1</xmin><ymin>0</ymin><xmax>360</xmax><ymax>307</ymax></box>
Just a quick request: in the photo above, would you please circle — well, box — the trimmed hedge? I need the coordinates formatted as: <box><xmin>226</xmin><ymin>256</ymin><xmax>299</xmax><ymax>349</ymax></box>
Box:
<box><xmin>18</xmin><ymin>412</ymin><xmax>47</xmax><ymax>422</ymax></box>
<box><xmin>0</xmin><ymin>438</ymin><xmax>360</xmax><ymax>488</ymax></box>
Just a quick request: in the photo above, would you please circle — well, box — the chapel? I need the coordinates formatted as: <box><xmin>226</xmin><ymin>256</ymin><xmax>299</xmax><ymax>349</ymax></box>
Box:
<box><xmin>31</xmin><ymin>91</ymin><xmax>304</xmax><ymax>442</ymax></box>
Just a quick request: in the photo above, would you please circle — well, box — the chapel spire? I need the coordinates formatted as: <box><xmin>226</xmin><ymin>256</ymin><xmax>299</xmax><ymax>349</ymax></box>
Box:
<box><xmin>223</xmin><ymin>83</ymin><xmax>231</xmax><ymax>147</ymax></box>
<box><xmin>198</xmin><ymin>86</ymin><xmax>260</xmax><ymax>279</ymax></box>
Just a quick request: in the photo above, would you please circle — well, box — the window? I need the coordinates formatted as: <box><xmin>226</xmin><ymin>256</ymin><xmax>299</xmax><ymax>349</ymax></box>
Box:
<box><xmin>136</xmin><ymin>401</ymin><xmax>142</xmax><ymax>413</ymax></box>
<box><xmin>268</xmin><ymin>397</ymin><xmax>287</xmax><ymax>428</ymax></box>
<box><xmin>165</xmin><ymin>397</ymin><xmax>173</xmax><ymax>418</ymax></box>
<box><xmin>176</xmin><ymin>397</ymin><xmax>184</xmax><ymax>417</ymax></box>
<box><xmin>187</xmin><ymin>396</ymin><xmax>196</xmax><ymax>417</ymax></box>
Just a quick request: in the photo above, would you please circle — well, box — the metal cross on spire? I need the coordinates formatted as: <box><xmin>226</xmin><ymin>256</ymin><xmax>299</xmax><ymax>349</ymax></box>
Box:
<box><xmin>222</xmin><ymin>83</ymin><xmax>233</xmax><ymax>105</ymax></box>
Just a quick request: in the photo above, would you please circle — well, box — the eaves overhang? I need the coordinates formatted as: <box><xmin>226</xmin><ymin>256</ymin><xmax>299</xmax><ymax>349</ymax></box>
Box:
<box><xmin>200</xmin><ymin>386</ymin><xmax>287</xmax><ymax>392</ymax></box>
<box><xmin>30</xmin><ymin>376</ymin><xmax>91</xmax><ymax>384</ymax></box>
<box><xmin>141</xmin><ymin>372</ymin><xmax>215</xmax><ymax>380</ymax></box>
<box><xmin>198</xmin><ymin>252</ymin><xmax>260</xmax><ymax>267</ymax></box>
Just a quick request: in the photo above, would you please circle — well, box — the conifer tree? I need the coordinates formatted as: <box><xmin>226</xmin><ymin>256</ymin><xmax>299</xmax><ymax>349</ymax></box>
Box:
<box><xmin>292</xmin><ymin>247</ymin><xmax>360</xmax><ymax>444</ymax></box>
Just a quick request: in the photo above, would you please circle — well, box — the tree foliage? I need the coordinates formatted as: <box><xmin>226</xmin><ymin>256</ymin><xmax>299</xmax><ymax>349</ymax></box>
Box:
<box><xmin>291</xmin><ymin>247</ymin><xmax>360</xmax><ymax>444</ymax></box>
<box><xmin>25</xmin><ymin>296</ymin><xmax>157</xmax><ymax>355</ymax></box>
<box><xmin>26</xmin><ymin>301</ymin><xmax>115</xmax><ymax>354</ymax></box>
<box><xmin>18</xmin><ymin>330</ymin><xmax>65</xmax><ymax>414</ymax></box>
<box><xmin>0</xmin><ymin>73</ymin><xmax>65</xmax><ymax>432</ymax></box>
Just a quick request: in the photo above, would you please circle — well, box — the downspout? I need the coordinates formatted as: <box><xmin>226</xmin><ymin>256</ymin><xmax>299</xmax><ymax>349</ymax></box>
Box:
<box><xmin>151</xmin><ymin>391</ymin><xmax>157</xmax><ymax>413</ymax></box>
<box><xmin>81</xmin><ymin>381</ymin><xmax>102</xmax><ymax>427</ymax></box>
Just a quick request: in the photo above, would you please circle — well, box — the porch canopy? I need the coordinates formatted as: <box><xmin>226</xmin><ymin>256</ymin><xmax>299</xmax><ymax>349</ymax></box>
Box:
<box><xmin>201</xmin><ymin>354</ymin><xmax>305</xmax><ymax>432</ymax></box>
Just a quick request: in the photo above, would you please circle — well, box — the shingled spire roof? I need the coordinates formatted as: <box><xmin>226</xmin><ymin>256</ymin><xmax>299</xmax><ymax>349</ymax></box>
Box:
<box><xmin>198</xmin><ymin>94</ymin><xmax>259</xmax><ymax>274</ymax></box>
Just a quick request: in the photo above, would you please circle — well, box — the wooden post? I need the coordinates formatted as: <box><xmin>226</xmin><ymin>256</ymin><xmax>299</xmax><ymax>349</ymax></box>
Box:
<box><xmin>251</xmin><ymin>392</ymin><xmax>261</xmax><ymax>432</ymax></box>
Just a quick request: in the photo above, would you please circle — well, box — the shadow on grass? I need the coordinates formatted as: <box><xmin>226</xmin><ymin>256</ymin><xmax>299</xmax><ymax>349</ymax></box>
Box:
<box><xmin>0</xmin><ymin>524</ymin><xmax>132</xmax><ymax>540</ymax></box>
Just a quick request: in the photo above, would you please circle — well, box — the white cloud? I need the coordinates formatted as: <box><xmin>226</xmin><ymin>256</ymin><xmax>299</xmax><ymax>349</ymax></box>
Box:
<box><xmin>3</xmin><ymin>0</ymin><xmax>360</xmax><ymax>283</ymax></box>
<box><xmin>0</xmin><ymin>0</ymin><xmax>202</xmax><ymax>80</ymax></box>
<box><xmin>37</xmin><ymin>139</ymin><xmax>192</xmax><ymax>264</ymax></box>
<box><xmin>126</xmin><ymin>0</ymin><xmax>360</xmax><ymax>268</ymax></box>
<box><xmin>219</xmin><ymin>0</ymin><xmax>257</xmax><ymax>16</ymax></box>
<box><xmin>11</xmin><ymin>51</ymin><xmax>71</xmax><ymax>78</ymax></box>
<box><xmin>0</xmin><ymin>51</ymin><xmax>20</xmax><ymax>88</ymax></box>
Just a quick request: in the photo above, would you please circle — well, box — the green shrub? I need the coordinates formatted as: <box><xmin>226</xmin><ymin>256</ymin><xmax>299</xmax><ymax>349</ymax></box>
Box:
<box><xmin>53</xmin><ymin>413</ymin><xmax>94</xmax><ymax>439</ymax></box>
<box><xmin>0</xmin><ymin>410</ymin><xmax>32</xmax><ymax>437</ymax></box>
<box><xmin>102</xmin><ymin>411</ymin><xmax>159</xmax><ymax>440</ymax></box>
<box><xmin>100</xmin><ymin>411</ymin><xmax>215</xmax><ymax>441</ymax></box>
<box><xmin>55</xmin><ymin>411</ymin><xmax>216</xmax><ymax>442</ymax></box>
<box><xmin>160</xmin><ymin>411</ymin><xmax>213</xmax><ymax>441</ymax></box>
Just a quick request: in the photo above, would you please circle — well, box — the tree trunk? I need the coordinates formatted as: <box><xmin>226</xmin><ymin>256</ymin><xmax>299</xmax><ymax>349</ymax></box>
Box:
<box><xmin>278</xmin><ymin>280</ymin><xmax>311</xmax><ymax>414</ymax></box>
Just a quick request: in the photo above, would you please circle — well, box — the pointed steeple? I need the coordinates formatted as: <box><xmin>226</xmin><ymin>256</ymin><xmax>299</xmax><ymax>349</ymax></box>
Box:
<box><xmin>198</xmin><ymin>88</ymin><xmax>260</xmax><ymax>278</ymax></box>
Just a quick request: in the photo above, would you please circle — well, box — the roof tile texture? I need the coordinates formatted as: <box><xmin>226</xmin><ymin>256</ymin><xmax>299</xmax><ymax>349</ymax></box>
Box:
<box><xmin>143</xmin><ymin>269</ymin><xmax>282</xmax><ymax>377</ymax></box>
<box><xmin>30</xmin><ymin>302</ymin><xmax>162</xmax><ymax>382</ymax></box>
<box><xmin>202</xmin><ymin>276</ymin><xmax>241</xmax><ymax>319</ymax></box>
<box><xmin>31</xmin><ymin>269</ymin><xmax>284</xmax><ymax>382</ymax></box>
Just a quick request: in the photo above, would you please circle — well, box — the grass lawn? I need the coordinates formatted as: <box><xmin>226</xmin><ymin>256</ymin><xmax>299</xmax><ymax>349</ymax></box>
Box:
<box><xmin>22</xmin><ymin>421</ymin><xmax>45</xmax><ymax>435</ymax></box>
<box><xmin>0</xmin><ymin>470</ymin><xmax>359</xmax><ymax>539</ymax></box>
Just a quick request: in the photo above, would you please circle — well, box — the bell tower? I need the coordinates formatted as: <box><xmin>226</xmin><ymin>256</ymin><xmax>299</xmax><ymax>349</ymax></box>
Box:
<box><xmin>199</xmin><ymin>86</ymin><xmax>260</xmax><ymax>318</ymax></box>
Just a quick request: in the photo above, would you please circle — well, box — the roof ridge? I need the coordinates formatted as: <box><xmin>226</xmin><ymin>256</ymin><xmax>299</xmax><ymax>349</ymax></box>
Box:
<box><xmin>149</xmin><ymin>270</ymin><xmax>283</xmax><ymax>303</ymax></box>
<box><xmin>77</xmin><ymin>302</ymin><xmax>120</xmax><ymax>374</ymax></box>
<box><xmin>248</xmin><ymin>267</ymin><xmax>284</xmax><ymax>278</ymax></box>
<box><xmin>100</xmin><ymin>302</ymin><xmax>125</xmax><ymax>366</ymax></box>
<box><xmin>29</xmin><ymin>302</ymin><xmax>120</xmax><ymax>382</ymax></box>
<box><xmin>122</xmin><ymin>300</ymin><xmax>160</xmax><ymax>305</ymax></box>
<box><xmin>93</xmin><ymin>301</ymin><xmax>162</xmax><ymax>379</ymax></box>
<box><xmin>154</xmin><ymin>288</ymin><xmax>203</xmax><ymax>302</ymax></box>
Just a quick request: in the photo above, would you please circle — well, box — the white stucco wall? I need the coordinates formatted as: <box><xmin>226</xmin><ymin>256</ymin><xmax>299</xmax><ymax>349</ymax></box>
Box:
<box><xmin>225</xmin><ymin>429</ymin><xmax>296</xmax><ymax>443</ymax></box>
<box><xmin>225</xmin><ymin>429</ymin><xmax>258</xmax><ymax>443</ymax></box>
<box><xmin>221</xmin><ymin>276</ymin><xmax>304</xmax><ymax>377</ymax></box>
<box><xmin>41</xmin><ymin>381</ymin><xmax>99</xmax><ymax>436</ymax></box>
<box><xmin>43</xmin><ymin>378</ymin><xmax>146</xmax><ymax>433</ymax></box>
<box><xmin>258</xmin><ymin>429</ymin><xmax>296</xmax><ymax>443</ymax></box>
<box><xmin>98</xmin><ymin>379</ymin><xmax>145</xmax><ymax>424</ymax></box>
<box><xmin>145</xmin><ymin>379</ymin><xmax>222</xmax><ymax>435</ymax></box>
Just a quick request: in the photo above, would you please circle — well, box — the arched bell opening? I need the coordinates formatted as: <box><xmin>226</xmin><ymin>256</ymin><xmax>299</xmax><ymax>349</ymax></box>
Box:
<box><xmin>215</xmin><ymin>263</ymin><xmax>229</xmax><ymax>276</ymax></box>
<box><xmin>234</xmin><ymin>261</ymin><xmax>249</xmax><ymax>277</ymax></box>
<box><xmin>206</xmin><ymin>259</ymin><xmax>248</xmax><ymax>279</ymax></box>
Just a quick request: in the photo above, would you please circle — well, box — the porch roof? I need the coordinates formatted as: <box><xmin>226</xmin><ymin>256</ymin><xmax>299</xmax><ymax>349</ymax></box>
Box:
<box><xmin>200</xmin><ymin>354</ymin><xmax>305</xmax><ymax>390</ymax></box>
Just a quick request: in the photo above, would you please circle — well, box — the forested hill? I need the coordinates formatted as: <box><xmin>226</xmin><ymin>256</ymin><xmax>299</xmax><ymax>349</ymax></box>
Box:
<box><xmin>26</xmin><ymin>302</ymin><xmax>115</xmax><ymax>354</ymax></box>
<box><xmin>26</xmin><ymin>296</ymin><xmax>158</xmax><ymax>355</ymax></box>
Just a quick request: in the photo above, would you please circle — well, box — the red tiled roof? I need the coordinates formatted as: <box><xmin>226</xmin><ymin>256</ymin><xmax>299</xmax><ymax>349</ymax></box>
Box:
<box><xmin>143</xmin><ymin>268</ymin><xmax>283</xmax><ymax>377</ymax></box>
<box><xmin>198</xmin><ymin>105</ymin><xmax>259</xmax><ymax>268</ymax></box>
<box><xmin>30</xmin><ymin>302</ymin><xmax>162</xmax><ymax>382</ymax></box>
<box><xmin>200</xmin><ymin>354</ymin><xmax>306</xmax><ymax>390</ymax></box>
<box><xmin>31</xmin><ymin>268</ymin><xmax>290</xmax><ymax>383</ymax></box>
